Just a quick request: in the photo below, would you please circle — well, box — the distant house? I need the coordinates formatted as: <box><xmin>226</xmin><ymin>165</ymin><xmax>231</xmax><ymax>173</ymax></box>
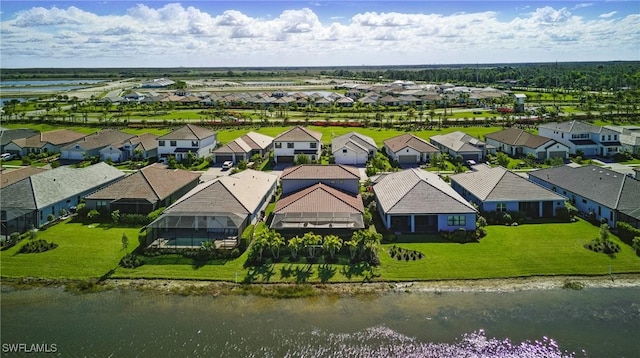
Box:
<box><xmin>280</xmin><ymin>164</ymin><xmax>361</xmax><ymax>196</ymax></box>
<box><xmin>121</xmin><ymin>133</ymin><xmax>159</xmax><ymax>160</ymax></box>
<box><xmin>373</xmin><ymin>169</ymin><xmax>477</xmax><ymax>233</ymax></box>
<box><xmin>604</xmin><ymin>125</ymin><xmax>640</xmax><ymax>156</ymax></box>
<box><xmin>213</xmin><ymin>132</ymin><xmax>274</xmax><ymax>164</ymax></box>
<box><xmin>273</xmin><ymin>126</ymin><xmax>322</xmax><ymax>164</ymax></box>
<box><xmin>141</xmin><ymin>78</ymin><xmax>175</xmax><ymax>88</ymax></box>
<box><xmin>270</xmin><ymin>183</ymin><xmax>364</xmax><ymax>236</ymax></box>
<box><xmin>85</xmin><ymin>164</ymin><xmax>200</xmax><ymax>214</ymax></box>
<box><xmin>60</xmin><ymin>129</ymin><xmax>135</xmax><ymax>161</ymax></box>
<box><xmin>0</xmin><ymin>167</ymin><xmax>48</xmax><ymax>189</ymax></box>
<box><xmin>332</xmin><ymin>132</ymin><xmax>377</xmax><ymax>165</ymax></box>
<box><xmin>538</xmin><ymin>121</ymin><xmax>621</xmax><ymax>157</ymax></box>
<box><xmin>146</xmin><ymin>169</ymin><xmax>278</xmax><ymax>248</ymax></box>
<box><xmin>1</xmin><ymin>163</ymin><xmax>125</xmax><ymax>234</ymax></box>
<box><xmin>5</xmin><ymin>129</ymin><xmax>86</xmax><ymax>157</ymax></box>
<box><xmin>450</xmin><ymin>166</ymin><xmax>566</xmax><ymax>218</ymax></box>
<box><xmin>528</xmin><ymin>165</ymin><xmax>640</xmax><ymax>228</ymax></box>
<box><xmin>485</xmin><ymin>127</ymin><xmax>569</xmax><ymax>160</ymax></box>
<box><xmin>157</xmin><ymin>124</ymin><xmax>217</xmax><ymax>161</ymax></box>
<box><xmin>383</xmin><ymin>133</ymin><xmax>439</xmax><ymax>164</ymax></box>
<box><xmin>430</xmin><ymin>131</ymin><xmax>494</xmax><ymax>162</ymax></box>
<box><xmin>0</xmin><ymin>128</ymin><xmax>39</xmax><ymax>153</ymax></box>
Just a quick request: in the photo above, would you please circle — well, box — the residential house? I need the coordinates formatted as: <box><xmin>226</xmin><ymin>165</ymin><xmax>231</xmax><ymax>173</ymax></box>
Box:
<box><xmin>270</xmin><ymin>183</ymin><xmax>365</xmax><ymax>236</ymax></box>
<box><xmin>0</xmin><ymin>128</ymin><xmax>39</xmax><ymax>153</ymax></box>
<box><xmin>85</xmin><ymin>164</ymin><xmax>200</xmax><ymax>214</ymax></box>
<box><xmin>485</xmin><ymin>127</ymin><xmax>569</xmax><ymax>160</ymax></box>
<box><xmin>146</xmin><ymin>169</ymin><xmax>278</xmax><ymax>247</ymax></box>
<box><xmin>538</xmin><ymin>121</ymin><xmax>621</xmax><ymax>157</ymax></box>
<box><xmin>528</xmin><ymin>165</ymin><xmax>640</xmax><ymax>228</ymax></box>
<box><xmin>1</xmin><ymin>163</ymin><xmax>125</xmax><ymax>235</ymax></box>
<box><xmin>0</xmin><ymin>167</ymin><xmax>48</xmax><ymax>189</ymax></box>
<box><xmin>121</xmin><ymin>133</ymin><xmax>159</xmax><ymax>160</ymax></box>
<box><xmin>450</xmin><ymin>166</ymin><xmax>566</xmax><ymax>218</ymax></box>
<box><xmin>430</xmin><ymin>131</ymin><xmax>494</xmax><ymax>162</ymax></box>
<box><xmin>213</xmin><ymin>132</ymin><xmax>274</xmax><ymax>164</ymax></box>
<box><xmin>157</xmin><ymin>124</ymin><xmax>217</xmax><ymax>161</ymax></box>
<box><xmin>273</xmin><ymin>126</ymin><xmax>322</xmax><ymax>164</ymax></box>
<box><xmin>373</xmin><ymin>169</ymin><xmax>477</xmax><ymax>233</ymax></box>
<box><xmin>604</xmin><ymin>125</ymin><xmax>640</xmax><ymax>155</ymax></box>
<box><xmin>5</xmin><ymin>129</ymin><xmax>86</xmax><ymax>157</ymax></box>
<box><xmin>383</xmin><ymin>133</ymin><xmax>439</xmax><ymax>164</ymax></box>
<box><xmin>331</xmin><ymin>132</ymin><xmax>377</xmax><ymax>165</ymax></box>
<box><xmin>60</xmin><ymin>129</ymin><xmax>134</xmax><ymax>161</ymax></box>
<box><xmin>280</xmin><ymin>164</ymin><xmax>361</xmax><ymax>196</ymax></box>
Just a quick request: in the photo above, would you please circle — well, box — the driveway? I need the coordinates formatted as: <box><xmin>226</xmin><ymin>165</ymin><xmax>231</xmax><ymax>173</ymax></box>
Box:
<box><xmin>590</xmin><ymin>159</ymin><xmax>637</xmax><ymax>177</ymax></box>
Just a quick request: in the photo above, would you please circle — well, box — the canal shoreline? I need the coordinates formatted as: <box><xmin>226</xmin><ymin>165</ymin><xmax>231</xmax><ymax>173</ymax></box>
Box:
<box><xmin>3</xmin><ymin>274</ymin><xmax>640</xmax><ymax>297</ymax></box>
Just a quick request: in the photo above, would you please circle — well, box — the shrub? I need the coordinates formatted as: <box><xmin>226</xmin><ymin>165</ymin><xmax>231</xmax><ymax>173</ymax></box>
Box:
<box><xmin>119</xmin><ymin>253</ymin><xmax>144</xmax><ymax>268</ymax></box>
<box><xmin>19</xmin><ymin>239</ymin><xmax>58</xmax><ymax>253</ymax></box>
<box><xmin>47</xmin><ymin>213</ymin><xmax>56</xmax><ymax>222</ymax></box>
<box><xmin>147</xmin><ymin>207</ymin><xmax>165</xmax><ymax>222</ymax></box>
<box><xmin>87</xmin><ymin>209</ymin><xmax>101</xmax><ymax>221</ymax></box>
<box><xmin>615</xmin><ymin>222</ymin><xmax>640</xmax><ymax>245</ymax></box>
<box><xmin>119</xmin><ymin>214</ymin><xmax>150</xmax><ymax>226</ymax></box>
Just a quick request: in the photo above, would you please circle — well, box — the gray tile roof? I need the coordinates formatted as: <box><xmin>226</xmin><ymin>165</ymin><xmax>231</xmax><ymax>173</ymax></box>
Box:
<box><xmin>274</xmin><ymin>126</ymin><xmax>322</xmax><ymax>142</ymax></box>
<box><xmin>373</xmin><ymin>169</ymin><xmax>476</xmax><ymax>214</ymax></box>
<box><xmin>451</xmin><ymin>166</ymin><xmax>566</xmax><ymax>202</ymax></box>
<box><xmin>618</xmin><ymin>177</ymin><xmax>640</xmax><ymax>221</ymax></box>
<box><xmin>528</xmin><ymin>165</ymin><xmax>638</xmax><ymax>211</ymax></box>
<box><xmin>332</xmin><ymin>132</ymin><xmax>377</xmax><ymax>154</ymax></box>
<box><xmin>1</xmin><ymin>162</ymin><xmax>125</xmax><ymax>210</ymax></box>
<box><xmin>430</xmin><ymin>131</ymin><xmax>485</xmax><ymax>153</ymax></box>
<box><xmin>158</xmin><ymin>124</ymin><xmax>216</xmax><ymax>140</ymax></box>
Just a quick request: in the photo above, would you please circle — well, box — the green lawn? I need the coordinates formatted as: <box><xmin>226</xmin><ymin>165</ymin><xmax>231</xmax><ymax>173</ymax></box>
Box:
<box><xmin>0</xmin><ymin>220</ymin><xmax>141</xmax><ymax>279</ymax></box>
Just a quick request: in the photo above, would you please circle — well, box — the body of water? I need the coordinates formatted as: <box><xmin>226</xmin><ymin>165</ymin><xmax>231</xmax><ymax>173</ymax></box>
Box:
<box><xmin>1</xmin><ymin>286</ymin><xmax>638</xmax><ymax>357</ymax></box>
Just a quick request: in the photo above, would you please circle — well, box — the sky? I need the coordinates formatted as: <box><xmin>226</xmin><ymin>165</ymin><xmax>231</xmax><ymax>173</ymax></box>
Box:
<box><xmin>1</xmin><ymin>1</ymin><xmax>638</xmax><ymax>68</ymax></box>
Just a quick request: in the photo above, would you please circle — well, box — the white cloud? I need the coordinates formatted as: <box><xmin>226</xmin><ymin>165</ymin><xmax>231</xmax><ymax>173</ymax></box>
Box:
<box><xmin>599</xmin><ymin>11</ymin><xmax>617</xmax><ymax>18</ymax></box>
<box><xmin>572</xmin><ymin>3</ymin><xmax>593</xmax><ymax>10</ymax></box>
<box><xmin>0</xmin><ymin>3</ymin><xmax>638</xmax><ymax>67</ymax></box>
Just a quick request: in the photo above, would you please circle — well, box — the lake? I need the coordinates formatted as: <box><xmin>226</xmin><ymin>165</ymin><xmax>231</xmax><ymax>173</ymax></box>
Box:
<box><xmin>1</xmin><ymin>285</ymin><xmax>638</xmax><ymax>357</ymax></box>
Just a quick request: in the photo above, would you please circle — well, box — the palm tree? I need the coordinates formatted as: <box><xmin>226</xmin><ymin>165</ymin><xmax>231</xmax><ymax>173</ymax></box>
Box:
<box><xmin>323</xmin><ymin>235</ymin><xmax>342</xmax><ymax>260</ymax></box>
<box><xmin>302</xmin><ymin>232</ymin><xmax>322</xmax><ymax>259</ymax></box>
<box><xmin>268</xmin><ymin>231</ymin><xmax>284</xmax><ymax>260</ymax></box>
<box><xmin>288</xmin><ymin>236</ymin><xmax>304</xmax><ymax>260</ymax></box>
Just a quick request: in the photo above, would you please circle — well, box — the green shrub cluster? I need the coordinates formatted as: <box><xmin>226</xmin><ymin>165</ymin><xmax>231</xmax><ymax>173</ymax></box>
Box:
<box><xmin>388</xmin><ymin>245</ymin><xmax>424</xmax><ymax>261</ymax></box>
<box><xmin>440</xmin><ymin>228</ymin><xmax>480</xmax><ymax>243</ymax></box>
<box><xmin>19</xmin><ymin>239</ymin><xmax>58</xmax><ymax>253</ymax></box>
<box><xmin>615</xmin><ymin>222</ymin><xmax>640</xmax><ymax>245</ymax></box>
<box><xmin>119</xmin><ymin>253</ymin><xmax>144</xmax><ymax>268</ymax></box>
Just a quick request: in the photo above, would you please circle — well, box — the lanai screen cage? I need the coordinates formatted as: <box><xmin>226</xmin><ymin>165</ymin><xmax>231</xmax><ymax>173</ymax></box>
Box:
<box><xmin>146</xmin><ymin>211</ymin><xmax>247</xmax><ymax>248</ymax></box>
<box><xmin>270</xmin><ymin>212</ymin><xmax>364</xmax><ymax>230</ymax></box>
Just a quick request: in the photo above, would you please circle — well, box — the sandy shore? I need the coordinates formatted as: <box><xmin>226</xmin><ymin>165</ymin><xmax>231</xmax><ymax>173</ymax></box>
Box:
<box><xmin>102</xmin><ymin>274</ymin><xmax>640</xmax><ymax>296</ymax></box>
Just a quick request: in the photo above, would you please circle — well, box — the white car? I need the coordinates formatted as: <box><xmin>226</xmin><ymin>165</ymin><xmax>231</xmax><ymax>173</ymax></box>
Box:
<box><xmin>222</xmin><ymin>161</ymin><xmax>234</xmax><ymax>170</ymax></box>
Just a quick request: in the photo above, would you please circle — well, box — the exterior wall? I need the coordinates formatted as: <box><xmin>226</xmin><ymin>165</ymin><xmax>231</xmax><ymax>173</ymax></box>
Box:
<box><xmin>281</xmin><ymin>178</ymin><xmax>359</xmax><ymax>196</ymax></box>
<box><xmin>157</xmin><ymin>135</ymin><xmax>217</xmax><ymax>160</ymax></box>
<box><xmin>437</xmin><ymin>213</ymin><xmax>477</xmax><ymax>231</ymax></box>
<box><xmin>538</xmin><ymin>126</ymin><xmax>619</xmax><ymax>157</ymax></box>
<box><xmin>385</xmin><ymin>146</ymin><xmax>424</xmax><ymax>163</ymax></box>
<box><xmin>529</xmin><ymin>177</ymin><xmax>616</xmax><ymax>225</ymax></box>
<box><xmin>273</xmin><ymin>140</ymin><xmax>321</xmax><ymax>163</ymax></box>
<box><xmin>100</xmin><ymin>146</ymin><xmax>124</xmax><ymax>162</ymax></box>
<box><xmin>334</xmin><ymin>147</ymin><xmax>368</xmax><ymax>165</ymax></box>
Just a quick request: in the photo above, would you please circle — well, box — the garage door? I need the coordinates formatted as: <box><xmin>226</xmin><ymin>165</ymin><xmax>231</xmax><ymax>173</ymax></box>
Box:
<box><xmin>62</xmin><ymin>150</ymin><xmax>85</xmax><ymax>160</ymax></box>
<box><xmin>398</xmin><ymin>155</ymin><xmax>416</xmax><ymax>163</ymax></box>
<box><xmin>548</xmin><ymin>151</ymin><xmax>566</xmax><ymax>159</ymax></box>
<box><xmin>215</xmin><ymin>155</ymin><xmax>233</xmax><ymax>164</ymax></box>
<box><xmin>103</xmin><ymin>153</ymin><xmax>121</xmax><ymax>162</ymax></box>
<box><xmin>277</xmin><ymin>155</ymin><xmax>294</xmax><ymax>163</ymax></box>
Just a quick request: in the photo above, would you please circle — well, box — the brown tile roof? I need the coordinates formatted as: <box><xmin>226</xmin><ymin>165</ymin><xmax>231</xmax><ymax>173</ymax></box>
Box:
<box><xmin>384</xmin><ymin>133</ymin><xmax>439</xmax><ymax>153</ymax></box>
<box><xmin>63</xmin><ymin>129</ymin><xmax>134</xmax><ymax>151</ymax></box>
<box><xmin>0</xmin><ymin>166</ymin><xmax>49</xmax><ymax>188</ymax></box>
<box><xmin>485</xmin><ymin>128</ymin><xmax>553</xmax><ymax>149</ymax></box>
<box><xmin>274</xmin><ymin>183</ymin><xmax>364</xmax><ymax>214</ymax></box>
<box><xmin>158</xmin><ymin>124</ymin><xmax>216</xmax><ymax>140</ymax></box>
<box><xmin>281</xmin><ymin>164</ymin><xmax>360</xmax><ymax>180</ymax></box>
<box><xmin>274</xmin><ymin>126</ymin><xmax>322</xmax><ymax>142</ymax></box>
<box><xmin>127</xmin><ymin>133</ymin><xmax>158</xmax><ymax>151</ymax></box>
<box><xmin>86</xmin><ymin>164</ymin><xmax>200</xmax><ymax>203</ymax></box>
<box><xmin>12</xmin><ymin>130</ymin><xmax>86</xmax><ymax>148</ymax></box>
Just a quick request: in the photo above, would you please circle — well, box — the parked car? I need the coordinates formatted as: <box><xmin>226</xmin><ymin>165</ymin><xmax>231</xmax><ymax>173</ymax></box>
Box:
<box><xmin>222</xmin><ymin>161</ymin><xmax>234</xmax><ymax>170</ymax></box>
<box><xmin>1</xmin><ymin>153</ymin><xmax>13</xmax><ymax>161</ymax></box>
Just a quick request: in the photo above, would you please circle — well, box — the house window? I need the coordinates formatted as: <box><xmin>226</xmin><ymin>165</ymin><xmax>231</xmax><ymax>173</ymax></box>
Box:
<box><xmin>614</xmin><ymin>135</ymin><xmax>618</xmax><ymax>140</ymax></box>
<box><xmin>447</xmin><ymin>215</ymin><xmax>466</xmax><ymax>226</ymax></box>
<box><xmin>170</xmin><ymin>141</ymin><xmax>177</xmax><ymax>147</ymax></box>
<box><xmin>275</xmin><ymin>142</ymin><xmax>282</xmax><ymax>148</ymax></box>
<box><xmin>607</xmin><ymin>135</ymin><xmax>611</xmax><ymax>141</ymax></box>
<box><xmin>191</xmin><ymin>141</ymin><xmax>199</xmax><ymax>147</ymax></box>
<box><xmin>287</xmin><ymin>143</ymin><xmax>294</xmax><ymax>149</ymax></box>
<box><xmin>342</xmin><ymin>149</ymin><xmax>348</xmax><ymax>153</ymax></box>
<box><xmin>310</xmin><ymin>142</ymin><xmax>317</xmax><ymax>149</ymax></box>
<box><xmin>159</xmin><ymin>141</ymin><xmax>165</xmax><ymax>147</ymax></box>
<box><xmin>582</xmin><ymin>199</ymin><xmax>587</xmax><ymax>204</ymax></box>
<box><xmin>97</xmin><ymin>201</ymin><xmax>108</xmax><ymax>209</ymax></box>
<box><xmin>496</xmin><ymin>203</ymin><xmax>507</xmax><ymax>212</ymax></box>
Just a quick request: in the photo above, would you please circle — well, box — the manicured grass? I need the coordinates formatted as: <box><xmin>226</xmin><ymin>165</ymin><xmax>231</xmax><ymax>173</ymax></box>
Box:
<box><xmin>0</xmin><ymin>220</ymin><xmax>141</xmax><ymax>279</ymax></box>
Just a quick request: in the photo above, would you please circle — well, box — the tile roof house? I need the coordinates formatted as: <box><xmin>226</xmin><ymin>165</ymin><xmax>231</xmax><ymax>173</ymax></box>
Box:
<box><xmin>85</xmin><ymin>164</ymin><xmax>201</xmax><ymax>214</ymax></box>
<box><xmin>373</xmin><ymin>168</ymin><xmax>477</xmax><ymax>233</ymax></box>
<box><xmin>383</xmin><ymin>133</ymin><xmax>439</xmax><ymax>164</ymax></box>
<box><xmin>280</xmin><ymin>164</ymin><xmax>361</xmax><ymax>195</ymax></box>
<box><xmin>1</xmin><ymin>162</ymin><xmax>125</xmax><ymax>235</ymax></box>
<box><xmin>604</xmin><ymin>125</ymin><xmax>640</xmax><ymax>156</ymax></box>
<box><xmin>331</xmin><ymin>132</ymin><xmax>378</xmax><ymax>165</ymax></box>
<box><xmin>213</xmin><ymin>132</ymin><xmax>274</xmax><ymax>164</ymax></box>
<box><xmin>270</xmin><ymin>183</ymin><xmax>364</xmax><ymax>235</ymax></box>
<box><xmin>157</xmin><ymin>124</ymin><xmax>217</xmax><ymax>162</ymax></box>
<box><xmin>146</xmin><ymin>169</ymin><xmax>278</xmax><ymax>248</ymax></box>
<box><xmin>0</xmin><ymin>128</ymin><xmax>39</xmax><ymax>153</ymax></box>
<box><xmin>430</xmin><ymin>131</ymin><xmax>494</xmax><ymax>162</ymax></box>
<box><xmin>528</xmin><ymin>165</ymin><xmax>640</xmax><ymax>228</ymax></box>
<box><xmin>484</xmin><ymin>128</ymin><xmax>569</xmax><ymax>160</ymax></box>
<box><xmin>0</xmin><ymin>166</ymin><xmax>49</xmax><ymax>189</ymax></box>
<box><xmin>538</xmin><ymin>121</ymin><xmax>621</xmax><ymax>157</ymax></box>
<box><xmin>60</xmin><ymin>129</ymin><xmax>135</xmax><ymax>161</ymax></box>
<box><xmin>450</xmin><ymin>166</ymin><xmax>567</xmax><ymax>218</ymax></box>
<box><xmin>273</xmin><ymin>126</ymin><xmax>322</xmax><ymax>164</ymax></box>
<box><xmin>122</xmin><ymin>133</ymin><xmax>159</xmax><ymax>160</ymax></box>
<box><xmin>4</xmin><ymin>129</ymin><xmax>86</xmax><ymax>157</ymax></box>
